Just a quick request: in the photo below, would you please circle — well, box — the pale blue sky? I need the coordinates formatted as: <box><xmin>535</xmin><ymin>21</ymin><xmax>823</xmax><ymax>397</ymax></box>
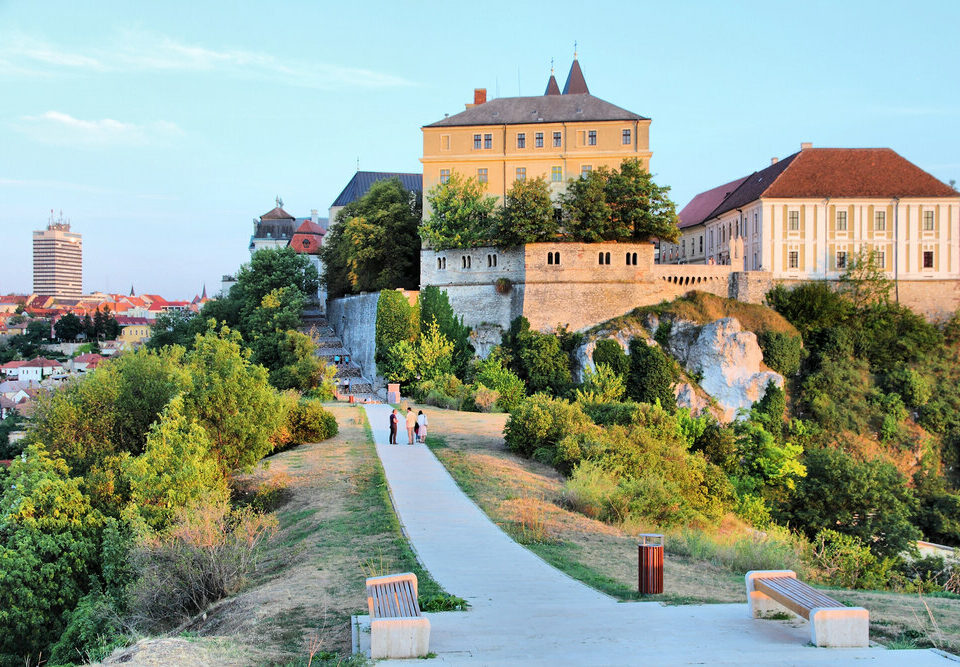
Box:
<box><xmin>2</xmin><ymin>0</ymin><xmax>958</xmax><ymax>297</ymax></box>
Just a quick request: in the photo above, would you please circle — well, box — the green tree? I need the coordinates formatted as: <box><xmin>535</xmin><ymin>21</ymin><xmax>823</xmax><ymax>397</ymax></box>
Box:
<box><xmin>147</xmin><ymin>310</ymin><xmax>207</xmax><ymax>350</ymax></box>
<box><xmin>604</xmin><ymin>158</ymin><xmax>680</xmax><ymax>242</ymax></box>
<box><xmin>0</xmin><ymin>446</ymin><xmax>105</xmax><ymax>663</ymax></box>
<box><xmin>54</xmin><ymin>312</ymin><xmax>84</xmax><ymax>341</ymax></box>
<box><xmin>418</xmin><ymin>285</ymin><xmax>473</xmax><ymax>377</ymax></box>
<box><xmin>625</xmin><ymin>339</ymin><xmax>677</xmax><ymax>409</ymax></box>
<box><xmin>778</xmin><ymin>447</ymin><xmax>920</xmax><ymax>557</ymax></box>
<box><xmin>839</xmin><ymin>248</ymin><xmax>894</xmax><ymax>310</ymax></box>
<box><xmin>490</xmin><ymin>176</ymin><xmax>557</xmax><ymax>247</ymax></box>
<box><xmin>320</xmin><ymin>177</ymin><xmax>421</xmax><ymax>298</ymax></box>
<box><xmin>232</xmin><ymin>246</ymin><xmax>319</xmax><ymax>310</ymax></box>
<box><xmin>122</xmin><ymin>395</ymin><xmax>227</xmax><ymax>531</ymax></box>
<box><xmin>183</xmin><ymin>328</ymin><xmax>286</xmax><ymax>474</ymax></box>
<box><xmin>574</xmin><ymin>363</ymin><xmax>626</xmax><ymax>404</ymax></box>
<box><xmin>472</xmin><ymin>353</ymin><xmax>526</xmax><ymax>412</ymax></box>
<box><xmin>421</xmin><ymin>172</ymin><xmax>497</xmax><ymax>249</ymax></box>
<box><xmin>500</xmin><ymin>317</ymin><xmax>572</xmax><ymax>396</ymax></box>
<box><xmin>375</xmin><ymin>289</ymin><xmax>418</xmax><ymax>368</ymax></box>
<box><xmin>592</xmin><ymin>339</ymin><xmax>629</xmax><ymax>377</ymax></box>
<box><xmin>265</xmin><ymin>329</ymin><xmax>328</xmax><ymax>391</ymax></box>
<box><xmin>560</xmin><ymin>169</ymin><xmax>614</xmax><ymax>241</ymax></box>
<box><xmin>382</xmin><ymin>320</ymin><xmax>454</xmax><ymax>385</ymax></box>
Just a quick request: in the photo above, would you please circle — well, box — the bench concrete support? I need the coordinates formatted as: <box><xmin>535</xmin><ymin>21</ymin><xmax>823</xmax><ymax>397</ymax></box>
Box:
<box><xmin>367</xmin><ymin>572</ymin><xmax>431</xmax><ymax>659</ymax></box>
<box><xmin>745</xmin><ymin>569</ymin><xmax>796</xmax><ymax>618</ymax></box>
<box><xmin>745</xmin><ymin>570</ymin><xmax>869</xmax><ymax>648</ymax></box>
<box><xmin>810</xmin><ymin>607</ymin><xmax>869</xmax><ymax>649</ymax></box>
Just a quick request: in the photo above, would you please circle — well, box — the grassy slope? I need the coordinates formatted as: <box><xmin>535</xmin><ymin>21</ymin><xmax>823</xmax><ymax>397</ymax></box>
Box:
<box><xmin>420</xmin><ymin>404</ymin><xmax>960</xmax><ymax>653</ymax></box>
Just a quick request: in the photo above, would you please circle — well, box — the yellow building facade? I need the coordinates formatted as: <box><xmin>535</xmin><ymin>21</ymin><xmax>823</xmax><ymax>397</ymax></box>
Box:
<box><xmin>421</xmin><ymin>58</ymin><xmax>651</xmax><ymax>204</ymax></box>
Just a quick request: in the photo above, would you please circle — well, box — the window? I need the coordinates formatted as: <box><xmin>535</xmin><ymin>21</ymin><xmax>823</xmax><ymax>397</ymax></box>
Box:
<box><xmin>535</xmin><ymin>132</ymin><xmax>544</xmax><ymax>148</ymax></box>
<box><xmin>515</xmin><ymin>167</ymin><xmax>526</xmax><ymax>182</ymax></box>
<box><xmin>487</xmin><ymin>254</ymin><xmax>498</xmax><ymax>267</ymax></box>
<box><xmin>441</xmin><ymin>135</ymin><xmax>451</xmax><ymax>150</ymax></box>
<box><xmin>477</xmin><ymin>168</ymin><xmax>488</xmax><ymax>184</ymax></box>
<box><xmin>875</xmin><ymin>210</ymin><xmax>886</xmax><ymax>231</ymax></box>
<box><xmin>551</xmin><ymin>166</ymin><xmax>562</xmax><ymax>182</ymax></box>
<box><xmin>699</xmin><ymin>236</ymin><xmax>703</xmax><ymax>253</ymax></box>
<box><xmin>581</xmin><ymin>165</ymin><xmax>592</xmax><ymax>178</ymax></box>
<box><xmin>836</xmin><ymin>210</ymin><xmax>847</xmax><ymax>231</ymax></box>
<box><xmin>553</xmin><ymin>131</ymin><xmax>562</xmax><ymax>147</ymax></box>
<box><xmin>754</xmin><ymin>212</ymin><xmax>758</xmax><ymax>234</ymax></box>
<box><xmin>547</xmin><ymin>251</ymin><xmax>561</xmax><ymax>265</ymax></box>
<box><xmin>622</xmin><ymin>128</ymin><xmax>631</xmax><ymax>145</ymax></box>
<box><xmin>437</xmin><ymin>257</ymin><xmax>446</xmax><ymax>270</ymax></box>
<box><xmin>598</xmin><ymin>252</ymin><xmax>607</xmax><ymax>265</ymax></box>
<box><xmin>484</xmin><ymin>133</ymin><xmax>492</xmax><ymax>149</ymax></box>
<box><xmin>788</xmin><ymin>251</ymin><xmax>799</xmax><ymax>269</ymax></box>
<box><xmin>588</xmin><ymin>130</ymin><xmax>597</xmax><ymax>146</ymax></box>
<box><xmin>788</xmin><ymin>210</ymin><xmax>800</xmax><ymax>231</ymax></box>
<box><xmin>836</xmin><ymin>251</ymin><xmax>847</xmax><ymax>269</ymax></box>
<box><xmin>461</xmin><ymin>255</ymin><xmax>472</xmax><ymax>269</ymax></box>
<box><xmin>924</xmin><ymin>210</ymin><xmax>935</xmax><ymax>231</ymax></box>
<box><xmin>439</xmin><ymin>169</ymin><xmax>450</xmax><ymax>184</ymax></box>
<box><xmin>681</xmin><ymin>239</ymin><xmax>686</xmax><ymax>256</ymax></box>
<box><xmin>873</xmin><ymin>250</ymin><xmax>885</xmax><ymax>268</ymax></box>
<box><xmin>923</xmin><ymin>250</ymin><xmax>934</xmax><ymax>269</ymax></box>
<box><xmin>627</xmin><ymin>252</ymin><xmax>638</xmax><ymax>266</ymax></box>
<box><xmin>517</xmin><ymin>133</ymin><xmax>526</xmax><ymax>149</ymax></box>
<box><xmin>473</xmin><ymin>134</ymin><xmax>482</xmax><ymax>150</ymax></box>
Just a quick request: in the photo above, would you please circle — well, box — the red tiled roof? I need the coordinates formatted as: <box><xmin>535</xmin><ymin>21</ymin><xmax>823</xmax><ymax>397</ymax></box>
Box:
<box><xmin>290</xmin><ymin>219</ymin><xmax>325</xmax><ymax>255</ymax></box>
<box><xmin>678</xmin><ymin>176</ymin><xmax>749</xmax><ymax>229</ymax></box>
<box><xmin>74</xmin><ymin>353</ymin><xmax>103</xmax><ymax>363</ymax></box>
<box><xmin>23</xmin><ymin>357</ymin><xmax>63</xmax><ymax>368</ymax></box>
<box><xmin>762</xmin><ymin>148</ymin><xmax>958</xmax><ymax>199</ymax></box>
<box><xmin>116</xmin><ymin>316</ymin><xmax>150</xmax><ymax>325</ymax></box>
<box><xmin>1</xmin><ymin>361</ymin><xmax>28</xmax><ymax>370</ymax></box>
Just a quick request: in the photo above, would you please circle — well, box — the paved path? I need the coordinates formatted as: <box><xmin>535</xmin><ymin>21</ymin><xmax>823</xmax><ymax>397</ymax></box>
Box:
<box><xmin>359</xmin><ymin>404</ymin><xmax>951</xmax><ymax>665</ymax></box>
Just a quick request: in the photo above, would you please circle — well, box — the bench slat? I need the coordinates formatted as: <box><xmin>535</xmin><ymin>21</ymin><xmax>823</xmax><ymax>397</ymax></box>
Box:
<box><xmin>367</xmin><ymin>578</ymin><xmax>423</xmax><ymax>620</ymax></box>
<box><xmin>755</xmin><ymin>576</ymin><xmax>843</xmax><ymax>620</ymax></box>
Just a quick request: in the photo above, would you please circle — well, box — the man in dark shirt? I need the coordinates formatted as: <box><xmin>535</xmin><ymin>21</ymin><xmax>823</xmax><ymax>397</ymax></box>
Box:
<box><xmin>389</xmin><ymin>409</ymin><xmax>399</xmax><ymax>444</ymax></box>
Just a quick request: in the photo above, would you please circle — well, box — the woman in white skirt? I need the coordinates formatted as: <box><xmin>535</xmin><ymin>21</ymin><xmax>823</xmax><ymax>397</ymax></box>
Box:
<box><xmin>417</xmin><ymin>410</ymin><xmax>427</xmax><ymax>443</ymax></box>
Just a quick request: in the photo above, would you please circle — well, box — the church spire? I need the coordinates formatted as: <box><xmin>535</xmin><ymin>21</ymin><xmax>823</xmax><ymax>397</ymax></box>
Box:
<box><xmin>544</xmin><ymin>58</ymin><xmax>561</xmax><ymax>95</ymax></box>
<box><xmin>562</xmin><ymin>51</ymin><xmax>588</xmax><ymax>95</ymax></box>
<box><xmin>129</xmin><ymin>284</ymin><xmax>135</xmax><ymax>297</ymax></box>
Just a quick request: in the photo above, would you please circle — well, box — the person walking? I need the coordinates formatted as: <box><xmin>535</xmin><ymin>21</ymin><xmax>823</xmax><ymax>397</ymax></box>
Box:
<box><xmin>417</xmin><ymin>410</ymin><xmax>427</xmax><ymax>443</ymax></box>
<box><xmin>389</xmin><ymin>409</ymin><xmax>399</xmax><ymax>444</ymax></box>
<box><xmin>405</xmin><ymin>407</ymin><xmax>417</xmax><ymax>445</ymax></box>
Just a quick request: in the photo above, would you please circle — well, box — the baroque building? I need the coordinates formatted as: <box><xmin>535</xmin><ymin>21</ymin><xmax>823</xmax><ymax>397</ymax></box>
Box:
<box><xmin>421</xmin><ymin>56</ymin><xmax>650</xmax><ymax>204</ymax></box>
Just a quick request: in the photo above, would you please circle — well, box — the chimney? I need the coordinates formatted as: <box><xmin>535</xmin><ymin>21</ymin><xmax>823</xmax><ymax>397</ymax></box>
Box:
<box><xmin>311</xmin><ymin>209</ymin><xmax>318</xmax><ymax>223</ymax></box>
<box><xmin>771</xmin><ymin>157</ymin><xmax>778</xmax><ymax>165</ymax></box>
<box><xmin>801</xmin><ymin>142</ymin><xmax>813</xmax><ymax>150</ymax></box>
<box><xmin>474</xmin><ymin>88</ymin><xmax>487</xmax><ymax>105</ymax></box>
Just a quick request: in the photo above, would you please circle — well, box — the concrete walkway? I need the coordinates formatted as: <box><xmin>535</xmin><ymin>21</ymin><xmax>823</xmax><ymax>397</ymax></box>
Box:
<box><xmin>359</xmin><ymin>404</ymin><xmax>952</xmax><ymax>665</ymax></box>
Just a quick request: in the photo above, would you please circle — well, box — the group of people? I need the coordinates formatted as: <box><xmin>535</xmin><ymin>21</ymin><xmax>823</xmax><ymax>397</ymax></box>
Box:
<box><xmin>389</xmin><ymin>407</ymin><xmax>427</xmax><ymax>445</ymax></box>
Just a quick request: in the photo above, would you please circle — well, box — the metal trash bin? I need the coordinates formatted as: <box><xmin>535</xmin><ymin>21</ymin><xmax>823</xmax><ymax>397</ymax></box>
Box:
<box><xmin>638</xmin><ymin>534</ymin><xmax>664</xmax><ymax>594</ymax></box>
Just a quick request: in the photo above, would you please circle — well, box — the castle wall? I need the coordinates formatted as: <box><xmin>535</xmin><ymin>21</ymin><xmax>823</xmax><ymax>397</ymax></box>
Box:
<box><xmin>328</xmin><ymin>292</ymin><xmax>380</xmax><ymax>380</ymax></box>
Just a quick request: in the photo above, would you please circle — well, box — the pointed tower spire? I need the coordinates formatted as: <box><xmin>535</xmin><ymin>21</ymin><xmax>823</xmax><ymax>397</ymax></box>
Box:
<box><xmin>544</xmin><ymin>58</ymin><xmax>561</xmax><ymax>95</ymax></box>
<box><xmin>562</xmin><ymin>53</ymin><xmax>588</xmax><ymax>95</ymax></box>
<box><xmin>201</xmin><ymin>283</ymin><xmax>207</xmax><ymax>299</ymax></box>
<box><xmin>130</xmin><ymin>284</ymin><xmax>135</xmax><ymax>297</ymax></box>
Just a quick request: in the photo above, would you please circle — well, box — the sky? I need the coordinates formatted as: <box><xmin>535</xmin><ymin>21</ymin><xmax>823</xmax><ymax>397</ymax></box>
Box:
<box><xmin>2</xmin><ymin>0</ymin><xmax>959</xmax><ymax>298</ymax></box>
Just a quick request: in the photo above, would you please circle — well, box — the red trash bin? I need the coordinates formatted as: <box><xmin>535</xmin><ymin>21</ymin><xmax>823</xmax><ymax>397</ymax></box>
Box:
<box><xmin>638</xmin><ymin>533</ymin><xmax>664</xmax><ymax>594</ymax></box>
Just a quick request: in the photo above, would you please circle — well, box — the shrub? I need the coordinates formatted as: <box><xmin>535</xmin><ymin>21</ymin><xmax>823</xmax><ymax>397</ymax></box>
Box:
<box><xmin>574</xmin><ymin>363</ymin><xmax>626</xmax><ymax>404</ymax></box>
<box><xmin>592</xmin><ymin>339</ymin><xmax>629</xmax><ymax>377</ymax></box>
<box><xmin>757</xmin><ymin>330</ymin><xmax>803</xmax><ymax>376</ymax></box>
<box><xmin>625</xmin><ymin>339</ymin><xmax>678</xmax><ymax>410</ymax></box>
<box><xmin>883</xmin><ymin>367</ymin><xmax>932</xmax><ymax>409</ymax></box>
<box><xmin>375</xmin><ymin>289</ymin><xmax>417</xmax><ymax>368</ymax></box>
<box><xmin>562</xmin><ymin>460</ymin><xmax>620</xmax><ymax>520</ymax></box>
<box><xmin>503</xmin><ymin>394</ymin><xmax>594</xmax><ymax>459</ymax></box>
<box><xmin>580</xmin><ymin>400</ymin><xmax>646</xmax><ymax>427</ymax></box>
<box><xmin>288</xmin><ymin>399</ymin><xmax>338</xmax><ymax>445</ymax></box>
<box><xmin>666</xmin><ymin>524</ymin><xmax>811</xmax><ymax>576</ymax></box>
<box><xmin>810</xmin><ymin>529</ymin><xmax>897</xmax><ymax>589</ymax></box>
<box><xmin>129</xmin><ymin>502</ymin><xmax>278</xmax><ymax>631</ymax></box>
<box><xmin>49</xmin><ymin>591</ymin><xmax>127</xmax><ymax>665</ymax></box>
<box><xmin>735</xmin><ymin>494</ymin><xmax>773</xmax><ymax>528</ymax></box>
<box><xmin>473</xmin><ymin>355</ymin><xmax>525</xmax><ymax>411</ymax></box>
<box><xmin>472</xmin><ymin>384</ymin><xmax>500</xmax><ymax>412</ymax></box>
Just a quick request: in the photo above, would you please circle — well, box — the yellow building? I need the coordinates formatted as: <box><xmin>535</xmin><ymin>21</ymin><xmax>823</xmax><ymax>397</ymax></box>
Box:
<box><xmin>118</xmin><ymin>322</ymin><xmax>151</xmax><ymax>348</ymax></box>
<box><xmin>421</xmin><ymin>57</ymin><xmax>651</xmax><ymax>205</ymax></box>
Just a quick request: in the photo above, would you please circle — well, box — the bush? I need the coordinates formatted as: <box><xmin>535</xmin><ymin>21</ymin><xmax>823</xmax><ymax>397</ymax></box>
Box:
<box><xmin>883</xmin><ymin>367</ymin><xmax>932</xmax><ymax>409</ymax></box>
<box><xmin>592</xmin><ymin>339</ymin><xmax>629</xmax><ymax>377</ymax></box>
<box><xmin>287</xmin><ymin>399</ymin><xmax>338</xmax><ymax>445</ymax></box>
<box><xmin>503</xmin><ymin>394</ymin><xmax>595</xmax><ymax>459</ymax></box>
<box><xmin>580</xmin><ymin>400</ymin><xmax>646</xmax><ymax>427</ymax></box>
<box><xmin>472</xmin><ymin>384</ymin><xmax>500</xmax><ymax>412</ymax></box>
<box><xmin>472</xmin><ymin>354</ymin><xmax>525</xmax><ymax>411</ymax></box>
<box><xmin>129</xmin><ymin>502</ymin><xmax>277</xmax><ymax>631</ymax></box>
<box><xmin>49</xmin><ymin>591</ymin><xmax>128</xmax><ymax>665</ymax></box>
<box><xmin>757</xmin><ymin>330</ymin><xmax>803</xmax><ymax>376</ymax></box>
<box><xmin>810</xmin><ymin>529</ymin><xmax>897</xmax><ymax>589</ymax></box>
<box><xmin>375</xmin><ymin>289</ymin><xmax>417</xmax><ymax>368</ymax></box>
<box><xmin>625</xmin><ymin>339</ymin><xmax>677</xmax><ymax>410</ymax></box>
<box><xmin>574</xmin><ymin>363</ymin><xmax>626</xmax><ymax>404</ymax></box>
<box><xmin>667</xmin><ymin>524</ymin><xmax>811</xmax><ymax>576</ymax></box>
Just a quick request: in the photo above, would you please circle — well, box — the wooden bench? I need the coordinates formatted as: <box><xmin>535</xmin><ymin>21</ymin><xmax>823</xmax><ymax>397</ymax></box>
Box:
<box><xmin>746</xmin><ymin>570</ymin><xmax>869</xmax><ymax>648</ymax></box>
<box><xmin>366</xmin><ymin>572</ymin><xmax>430</xmax><ymax>659</ymax></box>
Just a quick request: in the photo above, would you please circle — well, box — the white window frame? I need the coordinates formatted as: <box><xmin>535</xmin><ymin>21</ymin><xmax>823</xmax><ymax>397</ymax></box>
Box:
<box><xmin>788</xmin><ymin>210</ymin><xmax>800</xmax><ymax>231</ymax></box>
<box><xmin>923</xmin><ymin>210</ymin><xmax>935</xmax><ymax>232</ymax></box>
<box><xmin>874</xmin><ymin>210</ymin><xmax>886</xmax><ymax>231</ymax></box>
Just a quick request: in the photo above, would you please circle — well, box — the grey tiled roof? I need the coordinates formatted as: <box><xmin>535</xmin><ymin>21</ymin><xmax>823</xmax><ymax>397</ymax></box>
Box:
<box><xmin>424</xmin><ymin>94</ymin><xmax>647</xmax><ymax>127</ymax></box>
<box><xmin>331</xmin><ymin>171</ymin><xmax>423</xmax><ymax>208</ymax></box>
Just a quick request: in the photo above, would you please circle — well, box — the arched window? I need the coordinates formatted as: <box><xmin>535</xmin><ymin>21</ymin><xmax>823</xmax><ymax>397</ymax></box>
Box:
<box><xmin>599</xmin><ymin>252</ymin><xmax>604</xmax><ymax>264</ymax></box>
<box><xmin>547</xmin><ymin>252</ymin><xmax>554</xmax><ymax>265</ymax></box>
<box><xmin>437</xmin><ymin>258</ymin><xmax>443</xmax><ymax>270</ymax></box>
<box><xmin>554</xmin><ymin>252</ymin><xmax>561</xmax><ymax>265</ymax></box>
<box><xmin>605</xmin><ymin>252</ymin><xmax>611</xmax><ymax>265</ymax></box>
<box><xmin>632</xmin><ymin>252</ymin><xmax>638</xmax><ymax>265</ymax></box>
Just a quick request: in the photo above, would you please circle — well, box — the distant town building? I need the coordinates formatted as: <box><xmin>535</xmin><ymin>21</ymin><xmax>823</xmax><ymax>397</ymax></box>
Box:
<box><xmin>421</xmin><ymin>55</ymin><xmax>650</xmax><ymax>206</ymax></box>
<box><xmin>250</xmin><ymin>197</ymin><xmax>329</xmax><ymax>255</ymax></box>
<box><xmin>33</xmin><ymin>210</ymin><xmax>82</xmax><ymax>298</ymax></box>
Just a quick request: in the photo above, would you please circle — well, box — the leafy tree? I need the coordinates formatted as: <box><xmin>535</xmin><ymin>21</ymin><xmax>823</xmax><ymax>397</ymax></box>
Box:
<box><xmin>912</xmin><ymin>463</ymin><xmax>960</xmax><ymax>546</ymax></box>
<box><xmin>375</xmin><ymin>289</ymin><xmax>418</xmax><ymax>368</ymax></box>
<box><xmin>605</xmin><ymin>158</ymin><xmax>680</xmax><ymax>242</ymax></box>
<box><xmin>123</xmin><ymin>395</ymin><xmax>227</xmax><ymax>531</ymax></box>
<box><xmin>500</xmin><ymin>317</ymin><xmax>572</xmax><ymax>396</ymax></box>
<box><xmin>625</xmin><ymin>339</ymin><xmax>677</xmax><ymax>409</ymax></box>
<box><xmin>490</xmin><ymin>176</ymin><xmax>557</xmax><ymax>247</ymax></box>
<box><xmin>777</xmin><ymin>447</ymin><xmax>920</xmax><ymax>557</ymax></box>
<box><xmin>766</xmin><ymin>281</ymin><xmax>851</xmax><ymax>341</ymax></box>
<box><xmin>320</xmin><ymin>178</ymin><xmax>421</xmax><ymax>298</ymax></box>
<box><xmin>691</xmin><ymin>421</ymin><xmax>739</xmax><ymax>473</ymax></box>
<box><xmin>592</xmin><ymin>338</ymin><xmax>629</xmax><ymax>377</ymax></box>
<box><xmin>147</xmin><ymin>310</ymin><xmax>208</xmax><ymax>350</ymax></box>
<box><xmin>54</xmin><ymin>312</ymin><xmax>84</xmax><ymax>341</ymax></box>
<box><xmin>0</xmin><ymin>411</ymin><xmax>24</xmax><ymax>459</ymax></box>
<box><xmin>0</xmin><ymin>446</ymin><xmax>105</xmax><ymax>663</ymax></box>
<box><xmin>757</xmin><ymin>330</ymin><xmax>803</xmax><ymax>376</ymax></box>
<box><xmin>472</xmin><ymin>353</ymin><xmax>525</xmax><ymax>411</ymax></box>
<box><xmin>232</xmin><ymin>246</ymin><xmax>319</xmax><ymax>310</ymax></box>
<box><xmin>560</xmin><ymin>169</ymin><xmax>614</xmax><ymax>241</ymax></box>
<box><xmin>382</xmin><ymin>320</ymin><xmax>454</xmax><ymax>385</ymax></box>
<box><xmin>183</xmin><ymin>328</ymin><xmax>286</xmax><ymax>474</ymax></box>
<box><xmin>421</xmin><ymin>172</ymin><xmax>497</xmax><ymax>249</ymax></box>
<box><xmin>574</xmin><ymin>363</ymin><xmax>626</xmax><ymax>404</ymax></box>
<box><xmin>419</xmin><ymin>285</ymin><xmax>473</xmax><ymax>377</ymax></box>
<box><xmin>839</xmin><ymin>248</ymin><xmax>893</xmax><ymax>310</ymax></box>
<box><xmin>264</xmin><ymin>329</ymin><xmax>328</xmax><ymax>391</ymax></box>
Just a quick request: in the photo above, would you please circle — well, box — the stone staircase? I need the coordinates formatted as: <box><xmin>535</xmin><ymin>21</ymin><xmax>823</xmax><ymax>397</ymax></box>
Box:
<box><xmin>302</xmin><ymin>314</ymin><xmax>381</xmax><ymax>403</ymax></box>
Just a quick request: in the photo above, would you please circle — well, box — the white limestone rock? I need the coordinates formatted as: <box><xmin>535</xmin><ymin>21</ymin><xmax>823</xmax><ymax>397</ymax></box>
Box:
<box><xmin>685</xmin><ymin>318</ymin><xmax>783</xmax><ymax>421</ymax></box>
<box><xmin>574</xmin><ymin>323</ymin><xmax>648</xmax><ymax>383</ymax></box>
<box><xmin>674</xmin><ymin>381</ymin><xmax>711</xmax><ymax>416</ymax></box>
<box><xmin>665</xmin><ymin>319</ymin><xmax>700</xmax><ymax>365</ymax></box>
